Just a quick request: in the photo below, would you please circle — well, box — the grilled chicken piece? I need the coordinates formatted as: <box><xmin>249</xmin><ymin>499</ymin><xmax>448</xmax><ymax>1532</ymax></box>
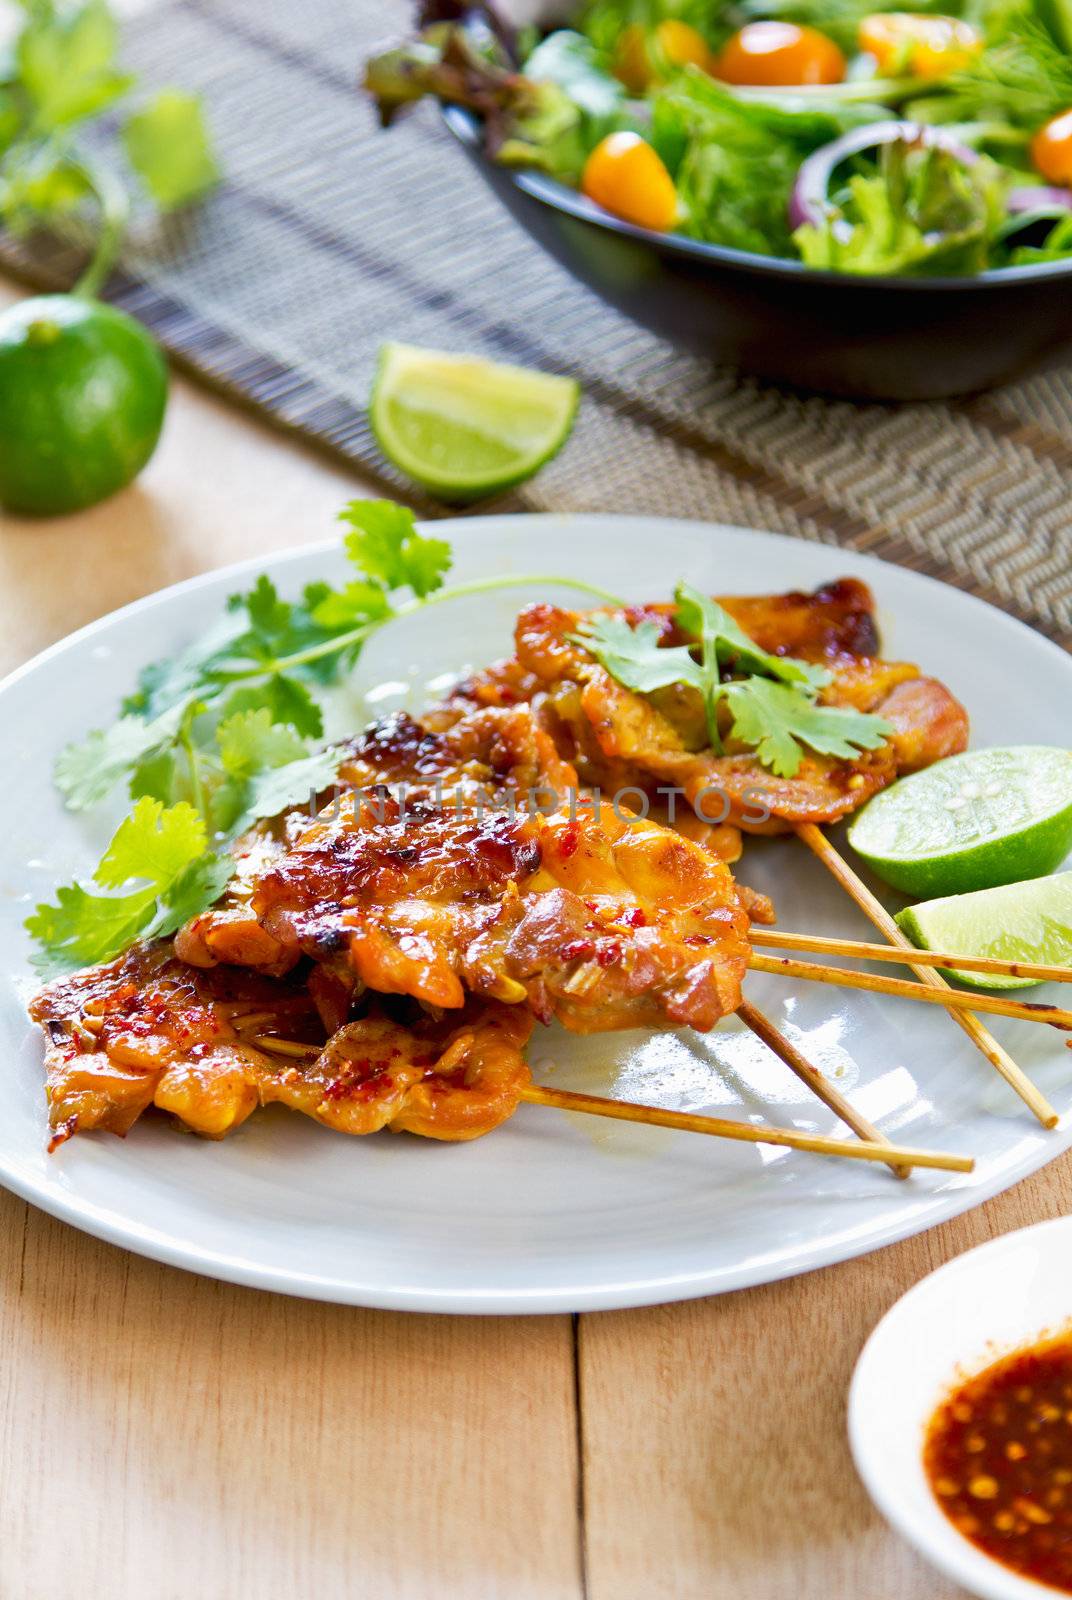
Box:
<box><xmin>336</xmin><ymin>701</ymin><xmax>579</xmax><ymax>799</ymax></box>
<box><xmin>263</xmin><ymin>1005</ymin><xmax>533</xmax><ymax>1141</ymax></box>
<box><xmin>174</xmin><ymin>705</ymin><xmax>582</xmax><ymax>975</ymax></box>
<box><xmin>446</xmin><ymin>579</ymin><xmax>969</xmax><ymax>833</ymax></box>
<box><xmin>29</xmin><ymin>945</ymin><xmax>320</xmax><ymax>1146</ymax></box>
<box><xmin>29</xmin><ymin>942</ymin><xmax>534</xmax><ymax>1145</ymax></box>
<box><xmin>178</xmin><ymin>775</ymin><xmax>755</xmax><ymax>1034</ymax></box>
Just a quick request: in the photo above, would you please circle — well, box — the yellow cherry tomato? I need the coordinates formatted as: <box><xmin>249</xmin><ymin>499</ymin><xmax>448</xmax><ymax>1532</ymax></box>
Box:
<box><xmin>713</xmin><ymin>21</ymin><xmax>846</xmax><ymax>86</ymax></box>
<box><xmin>581</xmin><ymin>131</ymin><xmax>679</xmax><ymax>232</ymax></box>
<box><xmin>1032</xmin><ymin>108</ymin><xmax>1072</xmax><ymax>184</ymax></box>
<box><xmin>614</xmin><ymin>23</ymin><xmax>652</xmax><ymax>92</ymax></box>
<box><xmin>858</xmin><ymin>12</ymin><xmax>982</xmax><ymax>78</ymax></box>
<box><xmin>614</xmin><ymin>19</ymin><xmax>712</xmax><ymax>91</ymax></box>
<box><xmin>655</xmin><ymin>19</ymin><xmax>713</xmax><ymax>71</ymax></box>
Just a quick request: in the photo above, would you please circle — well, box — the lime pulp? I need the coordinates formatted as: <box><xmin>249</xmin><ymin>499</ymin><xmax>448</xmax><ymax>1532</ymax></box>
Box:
<box><xmin>896</xmin><ymin>871</ymin><xmax>1072</xmax><ymax>991</ymax></box>
<box><xmin>847</xmin><ymin>746</ymin><xmax>1072</xmax><ymax>897</ymax></box>
<box><xmin>370</xmin><ymin>342</ymin><xmax>579</xmax><ymax>502</ymax></box>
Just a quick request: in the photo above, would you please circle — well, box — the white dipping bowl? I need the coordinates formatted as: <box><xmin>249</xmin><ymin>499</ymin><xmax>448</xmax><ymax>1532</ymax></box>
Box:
<box><xmin>849</xmin><ymin>1215</ymin><xmax>1072</xmax><ymax>1600</ymax></box>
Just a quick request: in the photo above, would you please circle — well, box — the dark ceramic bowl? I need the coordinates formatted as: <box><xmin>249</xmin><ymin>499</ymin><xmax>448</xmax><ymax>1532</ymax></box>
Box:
<box><xmin>443</xmin><ymin>104</ymin><xmax>1072</xmax><ymax>400</ymax></box>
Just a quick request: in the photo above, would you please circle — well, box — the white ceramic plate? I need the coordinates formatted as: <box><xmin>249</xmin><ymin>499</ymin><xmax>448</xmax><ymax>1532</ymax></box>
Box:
<box><xmin>850</xmin><ymin>1214</ymin><xmax>1072</xmax><ymax>1599</ymax></box>
<box><xmin>2</xmin><ymin>514</ymin><xmax>1070</xmax><ymax>1313</ymax></box>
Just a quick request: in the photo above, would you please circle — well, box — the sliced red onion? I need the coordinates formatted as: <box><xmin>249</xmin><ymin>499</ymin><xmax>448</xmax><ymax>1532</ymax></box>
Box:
<box><xmin>1006</xmin><ymin>184</ymin><xmax>1072</xmax><ymax>214</ymax></box>
<box><xmin>788</xmin><ymin>120</ymin><xmax>979</xmax><ymax>232</ymax></box>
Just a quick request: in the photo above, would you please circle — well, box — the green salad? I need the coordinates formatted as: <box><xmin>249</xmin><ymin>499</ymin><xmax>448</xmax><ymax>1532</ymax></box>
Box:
<box><xmin>365</xmin><ymin>0</ymin><xmax>1072</xmax><ymax>275</ymax></box>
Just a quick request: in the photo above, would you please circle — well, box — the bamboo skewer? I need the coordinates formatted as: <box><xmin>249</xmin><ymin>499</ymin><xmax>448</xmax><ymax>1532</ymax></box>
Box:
<box><xmin>737</xmin><ymin>998</ymin><xmax>906</xmax><ymax>1178</ymax></box>
<box><xmin>249</xmin><ymin>1036</ymin><xmax>972</xmax><ymax>1174</ymax></box>
<box><xmin>749</xmin><ymin>953</ymin><xmax>1072</xmax><ymax>1030</ymax></box>
<box><xmin>518</xmin><ymin>1084</ymin><xmax>972</xmax><ymax>1172</ymax></box>
<box><xmin>751</xmin><ymin>928</ymin><xmax>1072</xmax><ymax>986</ymax></box>
<box><xmin>794</xmin><ymin>822</ymin><xmax>1059</xmax><ymax>1129</ymax></box>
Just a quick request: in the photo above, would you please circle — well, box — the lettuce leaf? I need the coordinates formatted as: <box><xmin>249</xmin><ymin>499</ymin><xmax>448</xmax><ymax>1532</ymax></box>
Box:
<box><xmin>794</xmin><ymin>141</ymin><xmax>1006</xmax><ymax>275</ymax></box>
<box><xmin>1009</xmin><ymin>211</ymin><xmax>1072</xmax><ymax>262</ymax></box>
<box><xmin>652</xmin><ymin>68</ymin><xmax>885</xmax><ymax>256</ymax></box>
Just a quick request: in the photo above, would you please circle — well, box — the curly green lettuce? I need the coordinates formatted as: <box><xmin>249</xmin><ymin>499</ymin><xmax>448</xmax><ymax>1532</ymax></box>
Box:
<box><xmin>794</xmin><ymin>140</ymin><xmax>1007</xmax><ymax>274</ymax></box>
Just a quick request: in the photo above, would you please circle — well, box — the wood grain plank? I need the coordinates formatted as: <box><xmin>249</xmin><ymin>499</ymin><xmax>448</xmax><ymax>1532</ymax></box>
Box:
<box><xmin>580</xmin><ymin>1153</ymin><xmax>1072</xmax><ymax>1600</ymax></box>
<box><xmin>0</xmin><ymin>1192</ymin><xmax>581</xmax><ymax>1600</ymax></box>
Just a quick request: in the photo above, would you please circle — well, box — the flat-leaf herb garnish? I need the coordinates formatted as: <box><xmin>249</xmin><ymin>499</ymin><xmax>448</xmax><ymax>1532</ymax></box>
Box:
<box><xmin>574</xmin><ymin>582</ymin><xmax>891</xmax><ymax>778</ymax></box>
<box><xmin>28</xmin><ymin>501</ymin><xmax>622</xmax><ymax>975</ymax></box>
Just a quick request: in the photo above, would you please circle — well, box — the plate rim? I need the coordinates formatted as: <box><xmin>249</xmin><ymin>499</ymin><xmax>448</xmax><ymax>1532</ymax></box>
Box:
<box><xmin>3</xmin><ymin>512</ymin><xmax>1071</xmax><ymax>1314</ymax></box>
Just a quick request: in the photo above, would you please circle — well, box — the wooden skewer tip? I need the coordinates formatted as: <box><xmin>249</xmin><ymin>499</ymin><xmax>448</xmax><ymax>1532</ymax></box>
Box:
<box><xmin>250</xmin><ymin>1036</ymin><xmax>972</xmax><ymax>1174</ymax></box>
<box><xmin>793</xmin><ymin>824</ymin><xmax>1058</xmax><ymax>1130</ymax></box>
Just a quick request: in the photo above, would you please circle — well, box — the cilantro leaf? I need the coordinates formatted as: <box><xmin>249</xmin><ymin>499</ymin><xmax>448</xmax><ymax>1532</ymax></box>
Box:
<box><xmin>25</xmin><ymin>798</ymin><xmax>231</xmax><ymax>976</ymax></box>
<box><xmin>94</xmin><ymin>795</ymin><xmax>207</xmax><ymax>888</ymax></box>
<box><xmin>218</xmin><ymin>677</ymin><xmax>324</xmax><ymax>739</ymax></box>
<box><xmin>340</xmin><ymin>500</ymin><xmax>452</xmax><ymax>597</ymax></box>
<box><xmin>26</xmin><ymin>885</ymin><xmax>160</xmax><ymax>979</ymax></box>
<box><xmin>674</xmin><ymin>584</ymin><xmax>831</xmax><ymax>694</ymax></box>
<box><xmin>572</xmin><ymin>615</ymin><xmax>702</xmax><ymax>694</ymax></box>
<box><xmin>226</xmin><ymin>747</ymin><xmax>341</xmax><ymax>838</ymax></box>
<box><xmin>54</xmin><ymin>705</ymin><xmax>184</xmax><ymax>810</ymax></box>
<box><xmin>122</xmin><ymin>89</ymin><xmax>218</xmax><ymax>208</ymax></box>
<box><xmin>120</xmin><ymin>615</ymin><xmax>246</xmax><ymax>719</ymax></box>
<box><xmin>721</xmin><ymin>679</ymin><xmax>892</xmax><ymax>778</ymax></box>
<box><xmin>309</xmin><ymin>581</ymin><xmax>392</xmax><ymax>631</ymax></box>
<box><xmin>399</xmin><ymin>531</ymin><xmax>452</xmax><ymax>600</ymax></box>
<box><xmin>0</xmin><ymin>0</ymin><xmax>218</xmax><ymax>313</ymax></box>
<box><xmin>17</xmin><ymin>0</ymin><xmax>132</xmax><ymax>129</ymax></box>
<box><xmin>142</xmin><ymin>854</ymin><xmax>235</xmax><ymax>941</ymax></box>
<box><xmin>207</xmin><ymin>713</ymin><xmax>339</xmax><ymax>834</ymax></box>
<box><xmin>574</xmin><ymin>592</ymin><xmax>890</xmax><ymax>779</ymax></box>
<box><xmin>216</xmin><ymin>708</ymin><xmax>307</xmax><ymax>778</ymax></box>
<box><xmin>238</xmin><ymin>574</ymin><xmax>292</xmax><ymax>640</ymax></box>
<box><xmin>128</xmin><ymin>744</ymin><xmax>187</xmax><ymax>809</ymax></box>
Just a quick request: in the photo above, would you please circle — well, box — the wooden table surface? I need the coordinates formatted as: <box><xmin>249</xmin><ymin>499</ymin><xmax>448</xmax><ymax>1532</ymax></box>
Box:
<box><xmin>2</xmin><ymin>277</ymin><xmax>1069</xmax><ymax>1600</ymax></box>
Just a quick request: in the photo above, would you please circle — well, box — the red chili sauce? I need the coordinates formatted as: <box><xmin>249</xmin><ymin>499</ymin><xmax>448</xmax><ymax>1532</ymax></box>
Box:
<box><xmin>925</xmin><ymin>1334</ymin><xmax>1072</xmax><ymax>1591</ymax></box>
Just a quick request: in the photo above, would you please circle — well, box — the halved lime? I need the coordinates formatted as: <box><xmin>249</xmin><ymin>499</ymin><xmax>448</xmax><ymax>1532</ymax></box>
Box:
<box><xmin>370</xmin><ymin>343</ymin><xmax>579</xmax><ymax>502</ymax></box>
<box><xmin>847</xmin><ymin>746</ymin><xmax>1072</xmax><ymax>897</ymax></box>
<box><xmin>896</xmin><ymin>871</ymin><xmax>1072</xmax><ymax>991</ymax></box>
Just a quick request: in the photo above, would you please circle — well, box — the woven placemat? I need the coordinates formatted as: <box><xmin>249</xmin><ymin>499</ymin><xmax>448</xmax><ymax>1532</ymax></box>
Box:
<box><xmin>2</xmin><ymin>0</ymin><xmax>1071</xmax><ymax>648</ymax></box>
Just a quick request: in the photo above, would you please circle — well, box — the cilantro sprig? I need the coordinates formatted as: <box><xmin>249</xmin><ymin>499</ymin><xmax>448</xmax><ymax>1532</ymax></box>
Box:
<box><xmin>1</xmin><ymin>0</ymin><xmax>218</xmax><ymax>299</ymax></box>
<box><xmin>574</xmin><ymin>583</ymin><xmax>891</xmax><ymax>778</ymax></box>
<box><xmin>25</xmin><ymin>798</ymin><xmax>234</xmax><ymax>978</ymax></box>
<box><xmin>29</xmin><ymin>499</ymin><xmax>621</xmax><ymax>975</ymax></box>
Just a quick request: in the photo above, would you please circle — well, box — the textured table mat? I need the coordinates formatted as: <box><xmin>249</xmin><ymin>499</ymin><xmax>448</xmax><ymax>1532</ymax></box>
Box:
<box><xmin>2</xmin><ymin>0</ymin><xmax>1071</xmax><ymax>648</ymax></box>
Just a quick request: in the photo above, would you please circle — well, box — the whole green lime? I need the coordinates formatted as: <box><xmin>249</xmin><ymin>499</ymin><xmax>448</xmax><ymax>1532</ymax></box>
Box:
<box><xmin>0</xmin><ymin>294</ymin><xmax>168</xmax><ymax>516</ymax></box>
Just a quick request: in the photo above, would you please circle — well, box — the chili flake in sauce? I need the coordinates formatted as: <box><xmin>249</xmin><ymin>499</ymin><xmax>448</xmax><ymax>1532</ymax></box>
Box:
<box><xmin>924</xmin><ymin>1334</ymin><xmax>1072</xmax><ymax>1591</ymax></box>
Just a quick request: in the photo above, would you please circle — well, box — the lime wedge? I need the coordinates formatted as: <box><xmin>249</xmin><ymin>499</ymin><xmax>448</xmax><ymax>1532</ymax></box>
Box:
<box><xmin>847</xmin><ymin>746</ymin><xmax>1072</xmax><ymax>897</ymax></box>
<box><xmin>896</xmin><ymin>872</ymin><xmax>1072</xmax><ymax>991</ymax></box>
<box><xmin>370</xmin><ymin>343</ymin><xmax>579</xmax><ymax>501</ymax></box>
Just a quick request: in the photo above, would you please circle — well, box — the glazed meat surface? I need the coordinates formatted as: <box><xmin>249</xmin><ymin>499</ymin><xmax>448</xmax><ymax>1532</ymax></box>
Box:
<box><xmin>445</xmin><ymin>579</ymin><xmax>969</xmax><ymax>832</ymax></box>
<box><xmin>29</xmin><ymin>942</ymin><xmax>534</xmax><ymax>1145</ymax></box>
<box><xmin>179</xmin><ymin>784</ymin><xmax>755</xmax><ymax>1034</ymax></box>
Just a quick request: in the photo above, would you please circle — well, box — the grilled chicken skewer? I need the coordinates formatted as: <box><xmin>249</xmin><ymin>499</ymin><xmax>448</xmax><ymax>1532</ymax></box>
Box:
<box><xmin>26</xmin><ymin>939</ymin><xmax>970</xmax><ymax>1172</ymax></box>
<box><xmin>438</xmin><ymin>578</ymin><xmax>969</xmax><ymax>846</ymax></box>
<box><xmin>174</xmin><ymin>706</ymin><xmax>762</xmax><ymax>1036</ymax></box>
<box><xmin>441</xmin><ymin>578</ymin><xmax>1052</xmax><ymax>1126</ymax></box>
<box><xmin>25</xmin><ymin>575</ymin><xmax>1015</xmax><ymax>1163</ymax></box>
